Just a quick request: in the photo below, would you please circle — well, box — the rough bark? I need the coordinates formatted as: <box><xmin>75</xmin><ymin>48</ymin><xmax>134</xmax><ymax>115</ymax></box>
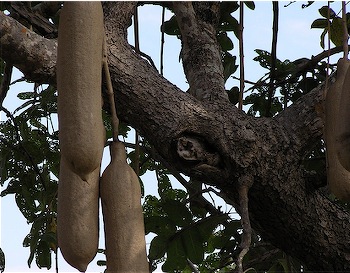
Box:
<box><xmin>0</xmin><ymin>11</ymin><xmax>57</xmax><ymax>84</ymax></box>
<box><xmin>1</xmin><ymin>3</ymin><xmax>350</xmax><ymax>271</ymax></box>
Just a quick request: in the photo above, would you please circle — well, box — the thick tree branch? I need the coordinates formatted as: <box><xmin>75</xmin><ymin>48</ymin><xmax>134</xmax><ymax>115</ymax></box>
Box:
<box><xmin>101</xmin><ymin>3</ymin><xmax>350</xmax><ymax>270</ymax></box>
<box><xmin>0</xmin><ymin>11</ymin><xmax>57</xmax><ymax>84</ymax></box>
<box><xmin>9</xmin><ymin>2</ymin><xmax>58</xmax><ymax>38</ymax></box>
<box><xmin>1</xmin><ymin>3</ymin><xmax>350</xmax><ymax>271</ymax></box>
<box><xmin>172</xmin><ymin>2</ymin><xmax>227</xmax><ymax>102</ymax></box>
<box><xmin>276</xmin><ymin>81</ymin><xmax>325</xmax><ymax>156</ymax></box>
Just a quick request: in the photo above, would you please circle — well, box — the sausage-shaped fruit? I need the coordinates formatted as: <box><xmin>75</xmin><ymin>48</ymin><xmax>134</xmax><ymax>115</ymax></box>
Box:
<box><xmin>57</xmin><ymin>1</ymin><xmax>105</xmax><ymax>180</ymax></box>
<box><xmin>325</xmin><ymin>58</ymin><xmax>350</xmax><ymax>201</ymax></box>
<box><xmin>336</xmin><ymin>59</ymin><xmax>350</xmax><ymax>173</ymax></box>
<box><xmin>100</xmin><ymin>142</ymin><xmax>149</xmax><ymax>273</ymax></box>
<box><xmin>57</xmin><ymin>157</ymin><xmax>100</xmax><ymax>272</ymax></box>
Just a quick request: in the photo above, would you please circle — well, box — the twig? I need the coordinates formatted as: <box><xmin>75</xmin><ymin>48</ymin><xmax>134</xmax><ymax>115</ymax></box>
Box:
<box><xmin>324</xmin><ymin>1</ymin><xmax>331</xmax><ymax>95</ymax></box>
<box><xmin>160</xmin><ymin>6</ymin><xmax>166</xmax><ymax>76</ymax></box>
<box><xmin>103</xmin><ymin>36</ymin><xmax>119</xmax><ymax>141</ymax></box>
<box><xmin>236</xmin><ymin>175</ymin><xmax>253</xmax><ymax>273</ymax></box>
<box><xmin>238</xmin><ymin>3</ymin><xmax>244</xmax><ymax>110</ymax></box>
<box><xmin>342</xmin><ymin>1</ymin><xmax>349</xmax><ymax>59</ymax></box>
<box><xmin>186</xmin><ymin>258</ymin><xmax>200</xmax><ymax>273</ymax></box>
<box><xmin>133</xmin><ymin>6</ymin><xmax>141</xmax><ymax>175</ymax></box>
<box><xmin>55</xmin><ymin>249</ymin><xmax>58</xmax><ymax>273</ymax></box>
<box><xmin>129</xmin><ymin>45</ymin><xmax>158</xmax><ymax>70</ymax></box>
<box><xmin>266</xmin><ymin>1</ymin><xmax>279</xmax><ymax>117</ymax></box>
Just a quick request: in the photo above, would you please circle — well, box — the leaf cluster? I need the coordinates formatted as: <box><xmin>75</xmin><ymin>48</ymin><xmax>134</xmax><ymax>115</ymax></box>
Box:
<box><xmin>311</xmin><ymin>5</ymin><xmax>350</xmax><ymax>48</ymax></box>
<box><xmin>0</xmin><ymin>84</ymin><xmax>59</xmax><ymax>269</ymax></box>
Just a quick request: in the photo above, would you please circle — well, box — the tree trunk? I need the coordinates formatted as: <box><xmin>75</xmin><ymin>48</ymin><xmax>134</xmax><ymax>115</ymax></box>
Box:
<box><xmin>1</xmin><ymin>3</ymin><xmax>349</xmax><ymax>271</ymax></box>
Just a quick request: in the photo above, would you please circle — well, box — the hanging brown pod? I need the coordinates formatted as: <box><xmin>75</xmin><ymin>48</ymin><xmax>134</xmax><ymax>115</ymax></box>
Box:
<box><xmin>100</xmin><ymin>141</ymin><xmax>149</xmax><ymax>273</ymax></box>
<box><xmin>57</xmin><ymin>1</ymin><xmax>105</xmax><ymax>180</ymax></box>
<box><xmin>336</xmin><ymin>58</ymin><xmax>350</xmax><ymax>173</ymax></box>
<box><xmin>325</xmin><ymin>58</ymin><xmax>350</xmax><ymax>201</ymax></box>
<box><xmin>57</xmin><ymin>157</ymin><xmax>100</xmax><ymax>272</ymax></box>
<box><xmin>56</xmin><ymin>2</ymin><xmax>105</xmax><ymax>271</ymax></box>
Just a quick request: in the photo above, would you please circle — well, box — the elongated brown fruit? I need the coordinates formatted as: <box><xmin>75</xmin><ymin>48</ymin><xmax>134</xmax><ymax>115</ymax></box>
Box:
<box><xmin>57</xmin><ymin>157</ymin><xmax>100</xmax><ymax>272</ymax></box>
<box><xmin>100</xmin><ymin>142</ymin><xmax>149</xmax><ymax>273</ymax></box>
<box><xmin>57</xmin><ymin>1</ymin><xmax>105</xmax><ymax>180</ymax></box>
<box><xmin>325</xmin><ymin>58</ymin><xmax>350</xmax><ymax>201</ymax></box>
<box><xmin>56</xmin><ymin>2</ymin><xmax>104</xmax><ymax>271</ymax></box>
<box><xmin>337</xmin><ymin>59</ymin><xmax>350</xmax><ymax>172</ymax></box>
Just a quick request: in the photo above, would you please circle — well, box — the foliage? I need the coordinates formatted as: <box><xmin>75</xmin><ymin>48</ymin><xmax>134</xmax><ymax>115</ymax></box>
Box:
<box><xmin>0</xmin><ymin>248</ymin><xmax>4</xmax><ymax>273</ymax></box>
<box><xmin>0</xmin><ymin>1</ymin><xmax>347</xmax><ymax>272</ymax></box>
<box><xmin>0</xmin><ymin>85</ymin><xmax>59</xmax><ymax>269</ymax></box>
<box><xmin>311</xmin><ymin>5</ymin><xmax>350</xmax><ymax>48</ymax></box>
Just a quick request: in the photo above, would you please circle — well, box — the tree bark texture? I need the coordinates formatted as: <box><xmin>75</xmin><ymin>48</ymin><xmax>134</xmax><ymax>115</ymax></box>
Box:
<box><xmin>1</xmin><ymin>3</ymin><xmax>350</xmax><ymax>271</ymax></box>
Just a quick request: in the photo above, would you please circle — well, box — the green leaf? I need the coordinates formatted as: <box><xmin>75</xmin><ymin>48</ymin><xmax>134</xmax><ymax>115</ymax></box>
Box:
<box><xmin>162</xmin><ymin>16</ymin><xmax>181</xmax><ymax>36</ymax></box>
<box><xmin>41</xmin><ymin>231</ymin><xmax>57</xmax><ymax>252</ymax></box>
<box><xmin>318</xmin><ymin>6</ymin><xmax>336</xmax><ymax>19</ymax></box>
<box><xmin>0</xmin><ymin>248</ymin><xmax>5</xmax><ymax>273</ymax></box>
<box><xmin>297</xmin><ymin>77</ymin><xmax>319</xmax><ymax>93</ymax></box>
<box><xmin>311</xmin><ymin>18</ymin><xmax>328</xmax><ymax>29</ymax></box>
<box><xmin>220</xmin><ymin>14</ymin><xmax>239</xmax><ymax>35</ymax></box>
<box><xmin>162</xmin><ymin>199</ymin><xmax>192</xmax><ymax>227</ymax></box>
<box><xmin>320</xmin><ymin>29</ymin><xmax>327</xmax><ymax>49</ymax></box>
<box><xmin>97</xmin><ymin>260</ymin><xmax>106</xmax><ymax>266</ymax></box>
<box><xmin>29</xmin><ymin>118</ymin><xmax>47</xmax><ymax>130</ymax></box>
<box><xmin>330</xmin><ymin>17</ymin><xmax>344</xmax><ymax>47</ymax></box>
<box><xmin>36</xmin><ymin>240</ymin><xmax>51</xmax><ymax>269</ymax></box>
<box><xmin>254</xmin><ymin>49</ymin><xmax>272</xmax><ymax>69</ymax></box>
<box><xmin>220</xmin><ymin>2</ymin><xmax>239</xmax><ymax>14</ymax></box>
<box><xmin>24</xmin><ymin>232</ymin><xmax>39</xmax><ymax>267</ymax></box>
<box><xmin>197</xmin><ymin>214</ymin><xmax>228</xmax><ymax>240</ymax></box>
<box><xmin>217</xmin><ymin>32</ymin><xmax>234</xmax><ymax>51</ymax></box>
<box><xmin>223</xmin><ymin>52</ymin><xmax>238</xmax><ymax>81</ymax></box>
<box><xmin>302</xmin><ymin>1</ymin><xmax>314</xmax><ymax>9</ymax></box>
<box><xmin>15</xmin><ymin>192</ymin><xmax>37</xmax><ymax>221</ymax></box>
<box><xmin>144</xmin><ymin>215</ymin><xmax>177</xmax><ymax>237</ymax></box>
<box><xmin>226</xmin><ymin>86</ymin><xmax>240</xmax><ymax>105</ymax></box>
<box><xmin>13</xmin><ymin>100</ymin><xmax>35</xmax><ymax>114</ymax></box>
<box><xmin>17</xmin><ymin>92</ymin><xmax>35</xmax><ymax>100</ymax></box>
<box><xmin>149</xmin><ymin>235</ymin><xmax>168</xmax><ymax>260</ymax></box>
<box><xmin>162</xmin><ymin>238</ymin><xmax>187</xmax><ymax>272</ymax></box>
<box><xmin>209</xmin><ymin>220</ymin><xmax>240</xmax><ymax>250</ymax></box>
<box><xmin>181</xmin><ymin>226</ymin><xmax>204</xmax><ymax>264</ymax></box>
<box><xmin>244</xmin><ymin>1</ymin><xmax>255</xmax><ymax>10</ymax></box>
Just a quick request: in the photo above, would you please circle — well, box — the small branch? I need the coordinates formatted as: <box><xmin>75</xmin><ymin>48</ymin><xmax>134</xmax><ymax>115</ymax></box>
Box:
<box><xmin>9</xmin><ymin>2</ymin><xmax>58</xmax><ymax>38</ymax></box>
<box><xmin>103</xmin><ymin>37</ymin><xmax>119</xmax><ymax>141</ymax></box>
<box><xmin>129</xmin><ymin>45</ymin><xmax>157</xmax><ymax>70</ymax></box>
<box><xmin>187</xmin><ymin>259</ymin><xmax>200</xmax><ymax>273</ymax></box>
<box><xmin>32</xmin><ymin>2</ymin><xmax>62</xmax><ymax>19</ymax></box>
<box><xmin>236</xmin><ymin>175</ymin><xmax>253</xmax><ymax>273</ymax></box>
<box><xmin>133</xmin><ymin>6</ymin><xmax>141</xmax><ymax>175</ymax></box>
<box><xmin>243</xmin><ymin>248</ymin><xmax>280</xmax><ymax>269</ymax></box>
<box><xmin>326</xmin><ymin>1</ymin><xmax>331</xmax><ymax>76</ymax></box>
<box><xmin>160</xmin><ymin>6</ymin><xmax>166</xmax><ymax>76</ymax></box>
<box><xmin>274</xmin><ymin>45</ymin><xmax>350</xmax><ymax>87</ymax></box>
<box><xmin>266</xmin><ymin>1</ymin><xmax>279</xmax><ymax>117</ymax></box>
<box><xmin>238</xmin><ymin>3</ymin><xmax>245</xmax><ymax>111</ymax></box>
<box><xmin>342</xmin><ymin>1</ymin><xmax>348</xmax><ymax>59</ymax></box>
